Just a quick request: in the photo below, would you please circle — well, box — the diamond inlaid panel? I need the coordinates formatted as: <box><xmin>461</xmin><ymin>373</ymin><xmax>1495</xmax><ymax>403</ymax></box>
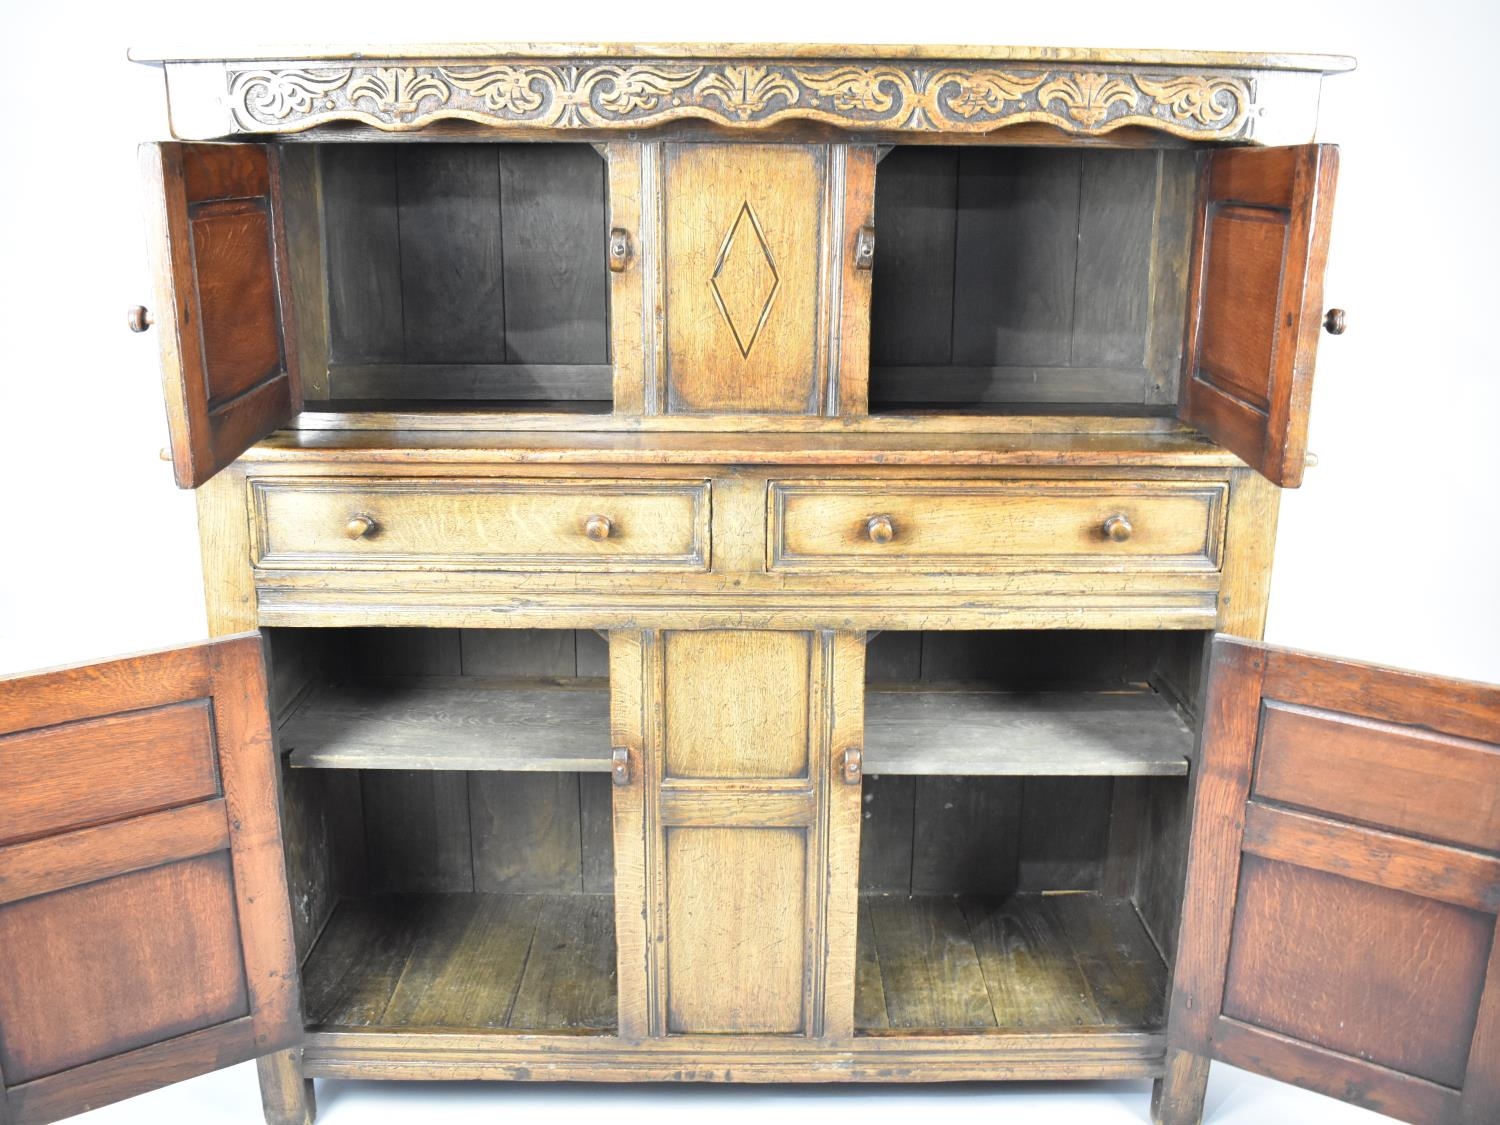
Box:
<box><xmin>710</xmin><ymin>202</ymin><xmax>780</xmax><ymax>358</ymax></box>
<box><xmin>663</xmin><ymin>143</ymin><xmax>826</xmax><ymax>413</ymax></box>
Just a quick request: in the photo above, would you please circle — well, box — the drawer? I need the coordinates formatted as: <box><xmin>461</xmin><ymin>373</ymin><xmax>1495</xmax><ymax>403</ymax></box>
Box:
<box><xmin>1251</xmin><ymin>699</ymin><xmax>1500</xmax><ymax>853</ymax></box>
<box><xmin>767</xmin><ymin>480</ymin><xmax>1226</xmax><ymax>572</ymax></box>
<box><xmin>251</xmin><ymin>478</ymin><xmax>711</xmax><ymax>571</ymax></box>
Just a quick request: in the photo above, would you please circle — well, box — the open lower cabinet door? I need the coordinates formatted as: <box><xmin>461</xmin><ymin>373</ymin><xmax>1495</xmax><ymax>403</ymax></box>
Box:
<box><xmin>141</xmin><ymin>143</ymin><xmax>301</xmax><ymax>489</ymax></box>
<box><xmin>0</xmin><ymin>636</ymin><xmax>300</xmax><ymax>1125</ymax></box>
<box><xmin>1180</xmin><ymin>144</ymin><xmax>1338</xmax><ymax>489</ymax></box>
<box><xmin>1156</xmin><ymin>636</ymin><xmax>1500</xmax><ymax>1125</ymax></box>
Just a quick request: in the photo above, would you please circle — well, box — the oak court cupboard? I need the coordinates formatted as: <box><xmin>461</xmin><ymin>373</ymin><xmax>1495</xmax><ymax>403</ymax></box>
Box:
<box><xmin>0</xmin><ymin>40</ymin><xmax>1496</xmax><ymax>1125</ymax></box>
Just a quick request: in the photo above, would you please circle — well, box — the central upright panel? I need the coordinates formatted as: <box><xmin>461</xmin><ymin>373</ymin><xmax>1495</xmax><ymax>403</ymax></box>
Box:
<box><xmin>627</xmin><ymin>143</ymin><xmax>876</xmax><ymax>415</ymax></box>
<box><xmin>611</xmin><ymin>630</ymin><xmax>865</xmax><ymax>1039</ymax></box>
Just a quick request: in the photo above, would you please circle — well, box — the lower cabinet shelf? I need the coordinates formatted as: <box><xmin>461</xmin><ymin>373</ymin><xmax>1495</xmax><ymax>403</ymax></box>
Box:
<box><xmin>301</xmin><ymin>893</ymin><xmax>618</xmax><ymax>1034</ymax></box>
<box><xmin>855</xmin><ymin>892</ymin><xmax>1168</xmax><ymax>1035</ymax></box>
<box><xmin>279</xmin><ymin>676</ymin><xmax>1191</xmax><ymax>778</ymax></box>
<box><xmin>281</xmin><ymin>677</ymin><xmax>612</xmax><ymax>773</ymax></box>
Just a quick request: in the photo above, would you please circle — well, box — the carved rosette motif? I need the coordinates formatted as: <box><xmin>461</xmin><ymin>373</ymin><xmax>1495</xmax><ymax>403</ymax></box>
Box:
<box><xmin>225</xmin><ymin>61</ymin><xmax>1252</xmax><ymax>138</ymax></box>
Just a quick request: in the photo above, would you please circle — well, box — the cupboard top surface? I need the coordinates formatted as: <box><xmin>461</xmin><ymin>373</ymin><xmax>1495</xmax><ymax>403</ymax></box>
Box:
<box><xmin>127</xmin><ymin>42</ymin><xmax>1356</xmax><ymax>71</ymax></box>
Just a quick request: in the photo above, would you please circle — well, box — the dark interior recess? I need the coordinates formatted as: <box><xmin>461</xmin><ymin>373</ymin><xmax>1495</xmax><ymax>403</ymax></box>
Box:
<box><xmin>311</xmin><ymin>144</ymin><xmax>613</xmax><ymax>412</ymax></box>
<box><xmin>869</xmin><ymin>146</ymin><xmax>1197</xmax><ymax>414</ymax></box>
<box><xmin>854</xmin><ymin>630</ymin><xmax>1205</xmax><ymax>1034</ymax></box>
<box><xmin>268</xmin><ymin>627</ymin><xmax>618</xmax><ymax>1033</ymax></box>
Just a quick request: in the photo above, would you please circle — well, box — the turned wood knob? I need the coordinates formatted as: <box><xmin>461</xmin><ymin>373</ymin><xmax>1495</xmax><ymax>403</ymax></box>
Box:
<box><xmin>866</xmin><ymin>515</ymin><xmax>895</xmax><ymax>544</ymax></box>
<box><xmin>584</xmin><ymin>514</ymin><xmax>613</xmax><ymax>541</ymax></box>
<box><xmin>1323</xmin><ymin>308</ymin><xmax>1347</xmax><ymax>335</ymax></box>
<box><xmin>1102</xmin><ymin>514</ymin><xmax>1133</xmax><ymax>542</ymax></box>
<box><xmin>127</xmin><ymin>306</ymin><xmax>154</xmax><ymax>333</ymax></box>
<box><xmin>345</xmin><ymin>514</ymin><xmax>377</xmax><ymax>540</ymax></box>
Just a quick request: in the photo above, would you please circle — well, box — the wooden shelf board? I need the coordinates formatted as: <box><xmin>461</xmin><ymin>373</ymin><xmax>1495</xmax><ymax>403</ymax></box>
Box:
<box><xmin>865</xmin><ymin>688</ymin><xmax>1192</xmax><ymax>776</ymax></box>
<box><xmin>856</xmin><ymin>892</ymin><xmax>1167</xmax><ymax>1034</ymax></box>
<box><xmin>283</xmin><ymin>677</ymin><xmax>610</xmax><ymax>772</ymax></box>
<box><xmin>302</xmin><ymin>892</ymin><xmax>617</xmax><ymax>1033</ymax></box>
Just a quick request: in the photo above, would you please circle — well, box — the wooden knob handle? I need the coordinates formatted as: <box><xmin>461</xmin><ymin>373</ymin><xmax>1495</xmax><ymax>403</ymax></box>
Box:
<box><xmin>346</xmin><ymin>514</ymin><xmax>376</xmax><ymax>539</ymax></box>
<box><xmin>1323</xmin><ymin>308</ymin><xmax>1347</xmax><ymax>335</ymax></box>
<box><xmin>842</xmin><ymin>747</ymin><xmax>863</xmax><ymax>785</ymax></box>
<box><xmin>584</xmin><ymin>514</ymin><xmax>613</xmax><ymax>541</ymax></box>
<box><xmin>127</xmin><ymin>306</ymin><xmax>154</xmax><ymax>333</ymax></box>
<box><xmin>866</xmin><ymin>515</ymin><xmax>894</xmax><ymax>544</ymax></box>
<box><xmin>1102</xmin><ymin>514</ymin><xmax>1133</xmax><ymax>542</ymax></box>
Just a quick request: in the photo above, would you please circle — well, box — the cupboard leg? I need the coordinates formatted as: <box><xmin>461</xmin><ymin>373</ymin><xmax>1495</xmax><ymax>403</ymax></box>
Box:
<box><xmin>1152</xmin><ymin>1048</ymin><xmax>1210</xmax><ymax>1125</ymax></box>
<box><xmin>256</xmin><ymin>1048</ymin><xmax>316</xmax><ymax>1125</ymax></box>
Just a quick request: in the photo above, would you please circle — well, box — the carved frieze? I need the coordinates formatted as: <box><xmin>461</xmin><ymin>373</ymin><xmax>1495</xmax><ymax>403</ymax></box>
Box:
<box><xmin>224</xmin><ymin>60</ymin><xmax>1254</xmax><ymax>138</ymax></box>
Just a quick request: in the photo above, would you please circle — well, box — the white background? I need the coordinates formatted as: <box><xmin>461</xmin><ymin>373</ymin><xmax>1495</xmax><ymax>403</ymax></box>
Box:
<box><xmin>3</xmin><ymin>0</ymin><xmax>1496</xmax><ymax>1122</ymax></box>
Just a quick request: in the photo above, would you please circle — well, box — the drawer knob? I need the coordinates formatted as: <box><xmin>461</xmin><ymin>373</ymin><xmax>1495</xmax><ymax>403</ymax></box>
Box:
<box><xmin>346</xmin><ymin>514</ymin><xmax>377</xmax><ymax>540</ymax></box>
<box><xmin>584</xmin><ymin>514</ymin><xmax>613</xmax><ymax>541</ymax></box>
<box><xmin>1323</xmin><ymin>308</ymin><xmax>1347</xmax><ymax>335</ymax></box>
<box><xmin>1102</xmin><ymin>514</ymin><xmax>1133</xmax><ymax>542</ymax></box>
<box><xmin>126</xmin><ymin>306</ymin><xmax>153</xmax><ymax>333</ymax></box>
<box><xmin>866</xmin><ymin>515</ymin><xmax>895</xmax><ymax>544</ymax></box>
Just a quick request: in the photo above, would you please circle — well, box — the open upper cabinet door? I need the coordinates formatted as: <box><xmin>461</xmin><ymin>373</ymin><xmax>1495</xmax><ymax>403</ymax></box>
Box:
<box><xmin>142</xmin><ymin>143</ymin><xmax>301</xmax><ymax>489</ymax></box>
<box><xmin>1157</xmin><ymin>636</ymin><xmax>1500</xmax><ymax>1125</ymax></box>
<box><xmin>0</xmin><ymin>635</ymin><xmax>300</xmax><ymax>1125</ymax></box>
<box><xmin>1179</xmin><ymin>144</ymin><xmax>1338</xmax><ymax>488</ymax></box>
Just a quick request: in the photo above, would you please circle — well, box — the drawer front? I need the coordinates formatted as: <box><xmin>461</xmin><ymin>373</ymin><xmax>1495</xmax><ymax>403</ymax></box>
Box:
<box><xmin>252</xmin><ymin>478</ymin><xmax>711</xmax><ymax>571</ymax></box>
<box><xmin>768</xmin><ymin>480</ymin><xmax>1227</xmax><ymax>572</ymax></box>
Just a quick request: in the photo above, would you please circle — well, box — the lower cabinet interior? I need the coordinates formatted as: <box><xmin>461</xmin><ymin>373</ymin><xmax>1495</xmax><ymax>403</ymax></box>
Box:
<box><xmin>855</xmin><ymin>630</ymin><xmax>1203</xmax><ymax>1037</ymax></box>
<box><xmin>268</xmin><ymin>627</ymin><xmax>619</xmax><ymax>1035</ymax></box>
<box><xmin>268</xmin><ymin>626</ymin><xmax>1202</xmax><ymax>1041</ymax></box>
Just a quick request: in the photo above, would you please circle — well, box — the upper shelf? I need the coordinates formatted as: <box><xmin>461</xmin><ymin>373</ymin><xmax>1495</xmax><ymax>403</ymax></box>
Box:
<box><xmin>130</xmin><ymin>42</ymin><xmax>1352</xmax><ymax>145</ymax></box>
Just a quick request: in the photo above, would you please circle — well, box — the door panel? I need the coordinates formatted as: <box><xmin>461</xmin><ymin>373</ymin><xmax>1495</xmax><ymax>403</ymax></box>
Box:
<box><xmin>664</xmin><ymin>826</ymin><xmax>808</xmax><ymax>1034</ymax></box>
<box><xmin>612</xmin><ymin>629</ymin><xmax>864</xmax><ymax>1040</ymax></box>
<box><xmin>661</xmin><ymin>631</ymin><xmax>811</xmax><ymax>780</ymax></box>
<box><xmin>0</xmin><ymin>636</ymin><xmax>299</xmax><ymax>1125</ymax></box>
<box><xmin>1161</xmin><ymin>635</ymin><xmax>1500</xmax><ymax>1125</ymax></box>
<box><xmin>1221</xmin><ymin>855</ymin><xmax>1489</xmax><ymax>1089</ymax></box>
<box><xmin>1179</xmin><ymin>144</ymin><xmax>1337</xmax><ymax>488</ymax></box>
<box><xmin>142</xmin><ymin>143</ymin><xmax>300</xmax><ymax>489</ymax></box>
<box><xmin>652</xmin><ymin>143</ymin><xmax>875</xmax><ymax>415</ymax></box>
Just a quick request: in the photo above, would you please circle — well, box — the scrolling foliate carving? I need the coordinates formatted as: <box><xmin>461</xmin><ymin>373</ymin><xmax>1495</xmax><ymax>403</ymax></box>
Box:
<box><xmin>1136</xmin><ymin>75</ymin><xmax>1244</xmax><ymax>127</ymax></box>
<box><xmin>347</xmin><ymin>67</ymin><xmax>450</xmax><ymax>119</ymax></box>
<box><xmin>926</xmin><ymin>69</ymin><xmax>1047</xmax><ymax>120</ymax></box>
<box><xmin>696</xmin><ymin>66</ymin><xmax>801</xmax><ymax>119</ymax></box>
<box><xmin>223</xmin><ymin>60</ymin><xmax>1252</xmax><ymax>139</ymax></box>
<box><xmin>1038</xmin><ymin>72</ymin><xmax>1138</xmax><ymax>126</ymax></box>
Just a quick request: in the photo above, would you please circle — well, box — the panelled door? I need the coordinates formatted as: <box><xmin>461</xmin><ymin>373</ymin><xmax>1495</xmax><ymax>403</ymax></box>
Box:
<box><xmin>613</xmin><ymin>143</ymin><xmax>876</xmax><ymax>416</ymax></box>
<box><xmin>610</xmin><ymin>630</ymin><xmax>864</xmax><ymax>1039</ymax></box>
<box><xmin>1158</xmin><ymin>635</ymin><xmax>1500</xmax><ymax>1125</ymax></box>
<box><xmin>0</xmin><ymin>635</ymin><xmax>299</xmax><ymax>1125</ymax></box>
<box><xmin>1179</xmin><ymin>143</ymin><xmax>1338</xmax><ymax>488</ymax></box>
<box><xmin>140</xmin><ymin>142</ymin><xmax>301</xmax><ymax>489</ymax></box>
